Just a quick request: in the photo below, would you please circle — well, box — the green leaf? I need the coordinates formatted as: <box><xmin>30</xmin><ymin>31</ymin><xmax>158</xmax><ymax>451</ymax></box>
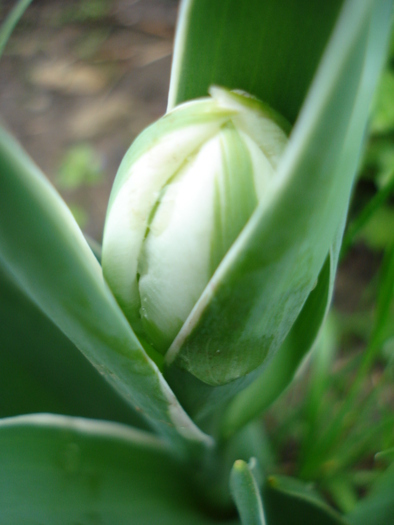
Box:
<box><xmin>230</xmin><ymin>459</ymin><xmax>266</xmax><ymax>525</ymax></box>
<box><xmin>347</xmin><ymin>464</ymin><xmax>394</xmax><ymax>525</ymax></box>
<box><xmin>263</xmin><ymin>475</ymin><xmax>350</xmax><ymax>525</ymax></box>
<box><xmin>169</xmin><ymin>0</ymin><xmax>343</xmax><ymax>121</ymax></box>
<box><xmin>221</xmin><ymin>255</ymin><xmax>331</xmax><ymax>437</ymax></box>
<box><xmin>371</xmin><ymin>69</ymin><xmax>394</xmax><ymax>133</ymax></box>
<box><xmin>0</xmin><ymin>0</ymin><xmax>33</xmax><ymax>59</ymax></box>
<box><xmin>166</xmin><ymin>0</ymin><xmax>392</xmax><ymax>389</ymax></box>
<box><xmin>0</xmin><ymin>263</ymin><xmax>146</xmax><ymax>428</ymax></box>
<box><xmin>359</xmin><ymin>205</ymin><xmax>394</xmax><ymax>251</ymax></box>
<box><xmin>0</xmin><ymin>126</ymin><xmax>212</xmax><ymax>454</ymax></box>
<box><xmin>375</xmin><ymin>447</ymin><xmax>394</xmax><ymax>461</ymax></box>
<box><xmin>0</xmin><ymin>414</ymin><xmax>231</xmax><ymax>525</ymax></box>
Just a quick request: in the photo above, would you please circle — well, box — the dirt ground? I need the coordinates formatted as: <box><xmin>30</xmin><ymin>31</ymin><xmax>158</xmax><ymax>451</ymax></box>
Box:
<box><xmin>0</xmin><ymin>0</ymin><xmax>178</xmax><ymax>240</ymax></box>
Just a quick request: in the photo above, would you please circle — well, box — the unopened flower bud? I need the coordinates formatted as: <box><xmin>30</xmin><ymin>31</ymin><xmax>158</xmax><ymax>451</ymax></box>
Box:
<box><xmin>102</xmin><ymin>87</ymin><xmax>289</xmax><ymax>360</ymax></box>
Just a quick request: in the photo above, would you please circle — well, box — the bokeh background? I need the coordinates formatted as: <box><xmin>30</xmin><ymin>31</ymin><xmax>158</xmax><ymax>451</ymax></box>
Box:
<box><xmin>1</xmin><ymin>0</ymin><xmax>178</xmax><ymax>240</ymax></box>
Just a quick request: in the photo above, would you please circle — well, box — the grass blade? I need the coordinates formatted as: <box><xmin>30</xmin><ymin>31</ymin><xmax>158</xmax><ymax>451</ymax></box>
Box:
<box><xmin>0</xmin><ymin>126</ymin><xmax>212</xmax><ymax>453</ymax></box>
<box><xmin>0</xmin><ymin>0</ymin><xmax>33</xmax><ymax>59</ymax></box>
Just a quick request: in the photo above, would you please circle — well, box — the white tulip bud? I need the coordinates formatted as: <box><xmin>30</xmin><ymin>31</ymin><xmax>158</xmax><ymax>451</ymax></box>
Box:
<box><xmin>102</xmin><ymin>87</ymin><xmax>288</xmax><ymax>359</ymax></box>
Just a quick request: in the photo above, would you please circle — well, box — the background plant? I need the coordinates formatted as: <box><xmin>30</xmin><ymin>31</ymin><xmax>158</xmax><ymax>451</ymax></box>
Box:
<box><xmin>0</xmin><ymin>1</ymin><xmax>393</xmax><ymax>524</ymax></box>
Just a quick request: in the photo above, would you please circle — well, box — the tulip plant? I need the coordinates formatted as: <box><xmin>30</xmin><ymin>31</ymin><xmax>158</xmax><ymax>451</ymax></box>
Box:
<box><xmin>0</xmin><ymin>0</ymin><xmax>393</xmax><ymax>523</ymax></box>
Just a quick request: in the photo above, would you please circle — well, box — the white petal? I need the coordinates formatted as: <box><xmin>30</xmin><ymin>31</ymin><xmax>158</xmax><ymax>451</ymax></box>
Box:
<box><xmin>102</xmin><ymin>121</ymin><xmax>226</xmax><ymax>322</ymax></box>
<box><xmin>137</xmin><ymin>134</ymin><xmax>223</xmax><ymax>352</ymax></box>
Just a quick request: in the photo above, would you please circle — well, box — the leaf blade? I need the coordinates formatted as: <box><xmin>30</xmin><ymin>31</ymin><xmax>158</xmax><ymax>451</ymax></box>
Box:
<box><xmin>230</xmin><ymin>459</ymin><xmax>266</xmax><ymax>525</ymax></box>
<box><xmin>167</xmin><ymin>0</ymin><xmax>391</xmax><ymax>389</ymax></box>
<box><xmin>0</xmin><ymin>263</ymin><xmax>145</xmax><ymax>427</ymax></box>
<box><xmin>0</xmin><ymin>414</ymin><xmax>227</xmax><ymax>525</ymax></box>
<box><xmin>169</xmin><ymin>0</ymin><xmax>343</xmax><ymax>122</ymax></box>
<box><xmin>263</xmin><ymin>475</ymin><xmax>350</xmax><ymax>525</ymax></box>
<box><xmin>0</xmin><ymin>126</ymin><xmax>212</xmax><ymax>453</ymax></box>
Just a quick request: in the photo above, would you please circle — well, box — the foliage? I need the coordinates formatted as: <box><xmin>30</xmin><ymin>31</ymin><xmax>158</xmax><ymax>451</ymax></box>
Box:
<box><xmin>0</xmin><ymin>1</ymin><xmax>393</xmax><ymax>524</ymax></box>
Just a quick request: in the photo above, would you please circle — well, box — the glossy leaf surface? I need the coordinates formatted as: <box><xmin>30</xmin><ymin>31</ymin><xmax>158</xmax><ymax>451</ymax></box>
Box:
<box><xmin>221</xmin><ymin>256</ymin><xmax>330</xmax><ymax>437</ymax></box>
<box><xmin>0</xmin><ymin>126</ymin><xmax>212</xmax><ymax>453</ymax></box>
<box><xmin>0</xmin><ymin>414</ymin><xmax>232</xmax><ymax>525</ymax></box>
<box><xmin>169</xmin><ymin>0</ymin><xmax>343</xmax><ymax>121</ymax></box>
<box><xmin>0</xmin><ymin>264</ymin><xmax>145</xmax><ymax>428</ymax></box>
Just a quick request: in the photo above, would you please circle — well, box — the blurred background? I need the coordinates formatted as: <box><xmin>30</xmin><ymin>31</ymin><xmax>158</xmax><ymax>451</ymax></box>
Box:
<box><xmin>1</xmin><ymin>0</ymin><xmax>393</xmax><ymax>512</ymax></box>
<box><xmin>0</xmin><ymin>0</ymin><xmax>178</xmax><ymax>240</ymax></box>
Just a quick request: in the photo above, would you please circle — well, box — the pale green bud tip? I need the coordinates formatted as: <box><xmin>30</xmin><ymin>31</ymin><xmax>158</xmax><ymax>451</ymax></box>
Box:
<box><xmin>102</xmin><ymin>87</ymin><xmax>289</xmax><ymax>358</ymax></box>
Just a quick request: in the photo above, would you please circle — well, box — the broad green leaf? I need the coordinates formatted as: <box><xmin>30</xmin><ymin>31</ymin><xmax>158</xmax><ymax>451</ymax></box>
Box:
<box><xmin>0</xmin><ymin>126</ymin><xmax>212</xmax><ymax>454</ymax></box>
<box><xmin>230</xmin><ymin>459</ymin><xmax>266</xmax><ymax>525</ymax></box>
<box><xmin>263</xmin><ymin>475</ymin><xmax>349</xmax><ymax>525</ymax></box>
<box><xmin>0</xmin><ymin>414</ymin><xmax>233</xmax><ymax>525</ymax></box>
<box><xmin>169</xmin><ymin>0</ymin><xmax>343</xmax><ymax>121</ymax></box>
<box><xmin>164</xmin><ymin>254</ymin><xmax>330</xmax><ymax>426</ymax></box>
<box><xmin>0</xmin><ymin>264</ymin><xmax>146</xmax><ymax>428</ymax></box>
<box><xmin>347</xmin><ymin>464</ymin><xmax>394</xmax><ymax>525</ymax></box>
<box><xmin>166</xmin><ymin>0</ymin><xmax>392</xmax><ymax>389</ymax></box>
<box><xmin>221</xmin><ymin>256</ymin><xmax>331</xmax><ymax>437</ymax></box>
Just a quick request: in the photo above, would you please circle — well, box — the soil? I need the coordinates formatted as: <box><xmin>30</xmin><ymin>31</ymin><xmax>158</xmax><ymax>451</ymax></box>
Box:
<box><xmin>0</xmin><ymin>0</ymin><xmax>178</xmax><ymax>240</ymax></box>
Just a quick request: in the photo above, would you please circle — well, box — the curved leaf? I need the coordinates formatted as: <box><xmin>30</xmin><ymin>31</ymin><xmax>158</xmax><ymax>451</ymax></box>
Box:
<box><xmin>169</xmin><ymin>0</ymin><xmax>343</xmax><ymax>121</ymax></box>
<box><xmin>165</xmin><ymin>255</ymin><xmax>329</xmax><ymax>424</ymax></box>
<box><xmin>0</xmin><ymin>0</ymin><xmax>33</xmax><ymax>59</ymax></box>
<box><xmin>220</xmin><ymin>255</ymin><xmax>330</xmax><ymax>437</ymax></box>
<box><xmin>0</xmin><ymin>414</ymin><xmax>232</xmax><ymax>525</ymax></box>
<box><xmin>0</xmin><ymin>264</ymin><xmax>146</xmax><ymax>428</ymax></box>
<box><xmin>0</xmin><ymin>126</ymin><xmax>212</xmax><ymax>453</ymax></box>
<box><xmin>166</xmin><ymin>0</ymin><xmax>392</xmax><ymax>388</ymax></box>
<box><xmin>230</xmin><ymin>459</ymin><xmax>266</xmax><ymax>525</ymax></box>
<box><xmin>375</xmin><ymin>448</ymin><xmax>394</xmax><ymax>462</ymax></box>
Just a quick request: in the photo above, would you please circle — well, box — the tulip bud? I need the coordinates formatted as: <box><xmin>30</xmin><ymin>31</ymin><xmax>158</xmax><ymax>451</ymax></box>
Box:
<box><xmin>102</xmin><ymin>87</ymin><xmax>289</xmax><ymax>361</ymax></box>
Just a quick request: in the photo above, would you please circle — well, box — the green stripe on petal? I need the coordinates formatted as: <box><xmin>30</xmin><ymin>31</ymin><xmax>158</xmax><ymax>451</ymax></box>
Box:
<box><xmin>102</xmin><ymin>107</ymin><xmax>234</xmax><ymax>332</ymax></box>
<box><xmin>103</xmin><ymin>87</ymin><xmax>288</xmax><ymax>363</ymax></box>
<box><xmin>211</xmin><ymin>123</ymin><xmax>259</xmax><ymax>274</ymax></box>
<box><xmin>138</xmin><ymin>135</ymin><xmax>222</xmax><ymax>353</ymax></box>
